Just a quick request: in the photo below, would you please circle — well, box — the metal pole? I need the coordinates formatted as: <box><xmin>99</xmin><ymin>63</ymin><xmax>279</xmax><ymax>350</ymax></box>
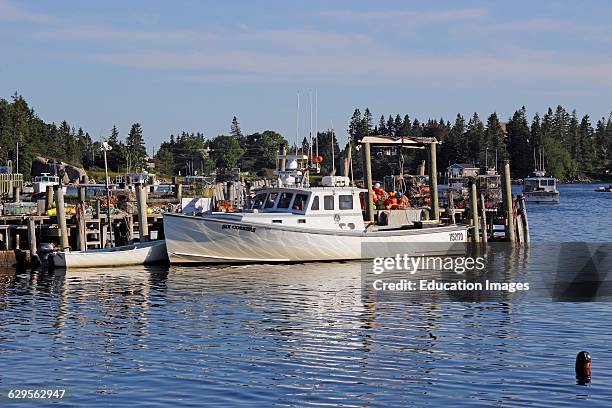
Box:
<box><xmin>428</xmin><ymin>142</ymin><xmax>440</xmax><ymax>221</ymax></box>
<box><xmin>103</xmin><ymin>148</ymin><xmax>114</xmax><ymax>247</ymax></box>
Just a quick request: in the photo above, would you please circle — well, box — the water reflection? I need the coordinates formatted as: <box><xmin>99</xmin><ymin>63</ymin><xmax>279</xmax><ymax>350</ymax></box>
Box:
<box><xmin>0</xmin><ymin>254</ymin><xmax>611</xmax><ymax>405</ymax></box>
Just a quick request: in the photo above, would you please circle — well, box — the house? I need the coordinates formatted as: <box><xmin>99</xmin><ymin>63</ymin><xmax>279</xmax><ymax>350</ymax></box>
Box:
<box><xmin>448</xmin><ymin>163</ymin><xmax>480</xmax><ymax>178</ymax></box>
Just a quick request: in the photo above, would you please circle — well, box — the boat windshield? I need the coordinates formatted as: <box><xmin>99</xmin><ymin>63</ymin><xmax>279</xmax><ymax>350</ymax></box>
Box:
<box><xmin>251</xmin><ymin>193</ymin><xmax>267</xmax><ymax>209</ymax></box>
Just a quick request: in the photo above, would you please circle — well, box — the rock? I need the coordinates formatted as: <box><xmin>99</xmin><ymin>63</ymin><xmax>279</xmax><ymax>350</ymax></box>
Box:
<box><xmin>31</xmin><ymin>156</ymin><xmax>88</xmax><ymax>184</ymax></box>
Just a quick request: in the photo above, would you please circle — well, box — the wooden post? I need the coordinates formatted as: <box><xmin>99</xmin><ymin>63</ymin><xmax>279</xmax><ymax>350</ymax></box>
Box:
<box><xmin>45</xmin><ymin>185</ymin><xmax>54</xmax><ymax>210</ymax></box>
<box><xmin>448</xmin><ymin>191</ymin><xmax>456</xmax><ymax>224</ymax></box>
<box><xmin>280</xmin><ymin>144</ymin><xmax>287</xmax><ymax>172</ymax></box>
<box><xmin>27</xmin><ymin>217</ymin><xmax>37</xmax><ymax>257</ymax></box>
<box><xmin>136</xmin><ymin>183</ymin><xmax>149</xmax><ymax>242</ymax></box>
<box><xmin>469</xmin><ymin>180</ymin><xmax>480</xmax><ymax>243</ymax></box>
<box><xmin>78</xmin><ymin>185</ymin><xmax>86</xmax><ymax>203</ymax></box>
<box><xmin>55</xmin><ymin>186</ymin><xmax>69</xmax><ymax>251</ymax></box>
<box><xmin>76</xmin><ymin>204</ymin><xmax>87</xmax><ymax>251</ymax></box>
<box><xmin>363</xmin><ymin>142</ymin><xmax>375</xmax><ymax>224</ymax></box>
<box><xmin>95</xmin><ymin>199</ymin><xmax>101</xmax><ymax>220</ymax></box>
<box><xmin>428</xmin><ymin>142</ymin><xmax>440</xmax><ymax>222</ymax></box>
<box><xmin>519</xmin><ymin>195</ymin><xmax>530</xmax><ymax>243</ymax></box>
<box><xmin>502</xmin><ymin>160</ymin><xmax>515</xmax><ymax>244</ymax></box>
<box><xmin>479</xmin><ymin>193</ymin><xmax>488</xmax><ymax>244</ymax></box>
<box><xmin>13</xmin><ymin>186</ymin><xmax>20</xmax><ymax>203</ymax></box>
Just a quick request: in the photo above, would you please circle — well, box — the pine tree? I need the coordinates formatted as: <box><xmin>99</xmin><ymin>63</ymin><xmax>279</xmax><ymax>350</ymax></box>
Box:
<box><xmin>466</xmin><ymin>113</ymin><xmax>485</xmax><ymax>166</ymax></box>
<box><xmin>378</xmin><ymin>115</ymin><xmax>387</xmax><ymax>135</ymax></box>
<box><xmin>126</xmin><ymin>123</ymin><xmax>146</xmax><ymax>172</ymax></box>
<box><xmin>506</xmin><ymin>107</ymin><xmax>531</xmax><ymax>177</ymax></box>
<box><xmin>486</xmin><ymin>112</ymin><xmax>507</xmax><ymax>169</ymax></box>
<box><xmin>230</xmin><ymin>116</ymin><xmax>243</xmax><ymax>138</ymax></box>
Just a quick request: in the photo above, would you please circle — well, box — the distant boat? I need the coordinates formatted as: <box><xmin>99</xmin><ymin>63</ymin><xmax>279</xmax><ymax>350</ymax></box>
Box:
<box><xmin>594</xmin><ymin>185</ymin><xmax>612</xmax><ymax>192</ymax></box>
<box><xmin>523</xmin><ymin>170</ymin><xmax>560</xmax><ymax>204</ymax></box>
<box><xmin>33</xmin><ymin>173</ymin><xmax>65</xmax><ymax>194</ymax></box>
<box><xmin>51</xmin><ymin>240</ymin><xmax>168</xmax><ymax>269</ymax></box>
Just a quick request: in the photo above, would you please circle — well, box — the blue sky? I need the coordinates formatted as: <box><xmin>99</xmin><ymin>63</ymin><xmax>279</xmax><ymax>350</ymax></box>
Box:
<box><xmin>2</xmin><ymin>0</ymin><xmax>612</xmax><ymax>152</ymax></box>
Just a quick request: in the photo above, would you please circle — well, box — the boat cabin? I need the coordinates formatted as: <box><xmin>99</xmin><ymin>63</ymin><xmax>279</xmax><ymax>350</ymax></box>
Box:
<box><xmin>242</xmin><ymin>187</ymin><xmax>366</xmax><ymax>230</ymax></box>
<box><xmin>33</xmin><ymin>173</ymin><xmax>61</xmax><ymax>193</ymax></box>
<box><xmin>523</xmin><ymin>177</ymin><xmax>557</xmax><ymax>192</ymax></box>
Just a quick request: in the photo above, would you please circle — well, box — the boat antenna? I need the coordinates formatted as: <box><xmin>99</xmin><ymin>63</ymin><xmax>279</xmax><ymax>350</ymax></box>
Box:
<box><xmin>330</xmin><ymin>121</ymin><xmax>336</xmax><ymax>176</ymax></box>
<box><xmin>315</xmin><ymin>89</ymin><xmax>319</xmax><ymax>162</ymax></box>
<box><xmin>349</xmin><ymin>140</ymin><xmax>355</xmax><ymax>186</ymax></box>
<box><xmin>533</xmin><ymin>148</ymin><xmax>537</xmax><ymax>171</ymax></box>
<box><xmin>309</xmin><ymin>90</ymin><xmax>313</xmax><ymax>166</ymax></box>
<box><xmin>295</xmin><ymin>91</ymin><xmax>300</xmax><ymax>155</ymax></box>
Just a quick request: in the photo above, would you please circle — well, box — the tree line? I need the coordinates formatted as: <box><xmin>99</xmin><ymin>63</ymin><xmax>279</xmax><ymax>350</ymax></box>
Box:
<box><xmin>1</xmin><ymin>94</ymin><xmax>610</xmax><ymax>182</ymax></box>
<box><xmin>347</xmin><ymin>106</ymin><xmax>611</xmax><ymax>180</ymax></box>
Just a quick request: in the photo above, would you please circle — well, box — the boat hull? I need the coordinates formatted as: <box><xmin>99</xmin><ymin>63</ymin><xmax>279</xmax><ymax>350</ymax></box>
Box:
<box><xmin>163</xmin><ymin>213</ymin><xmax>469</xmax><ymax>264</ymax></box>
<box><xmin>523</xmin><ymin>191</ymin><xmax>560</xmax><ymax>204</ymax></box>
<box><xmin>52</xmin><ymin>241</ymin><xmax>168</xmax><ymax>268</ymax></box>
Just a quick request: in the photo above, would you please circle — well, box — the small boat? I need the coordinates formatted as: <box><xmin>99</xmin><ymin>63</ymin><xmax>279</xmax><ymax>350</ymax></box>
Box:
<box><xmin>523</xmin><ymin>170</ymin><xmax>560</xmax><ymax>204</ymax></box>
<box><xmin>33</xmin><ymin>173</ymin><xmax>65</xmax><ymax>194</ymax></box>
<box><xmin>51</xmin><ymin>240</ymin><xmax>168</xmax><ymax>269</ymax></box>
<box><xmin>594</xmin><ymin>185</ymin><xmax>612</xmax><ymax>192</ymax></box>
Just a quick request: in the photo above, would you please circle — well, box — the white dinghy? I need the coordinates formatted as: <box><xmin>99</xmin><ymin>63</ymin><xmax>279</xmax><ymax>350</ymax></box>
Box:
<box><xmin>51</xmin><ymin>240</ymin><xmax>168</xmax><ymax>269</ymax></box>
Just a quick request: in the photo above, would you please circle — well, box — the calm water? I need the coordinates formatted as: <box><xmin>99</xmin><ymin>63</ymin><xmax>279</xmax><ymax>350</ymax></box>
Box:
<box><xmin>1</xmin><ymin>184</ymin><xmax>611</xmax><ymax>407</ymax></box>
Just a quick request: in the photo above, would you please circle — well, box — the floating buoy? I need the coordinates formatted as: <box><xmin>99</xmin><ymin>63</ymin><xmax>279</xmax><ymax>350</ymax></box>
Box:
<box><xmin>576</xmin><ymin>351</ymin><xmax>591</xmax><ymax>385</ymax></box>
<box><xmin>312</xmin><ymin>156</ymin><xmax>324</xmax><ymax>164</ymax></box>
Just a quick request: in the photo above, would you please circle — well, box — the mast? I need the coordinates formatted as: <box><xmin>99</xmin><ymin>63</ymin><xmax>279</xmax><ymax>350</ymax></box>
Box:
<box><xmin>295</xmin><ymin>92</ymin><xmax>300</xmax><ymax>155</ymax></box>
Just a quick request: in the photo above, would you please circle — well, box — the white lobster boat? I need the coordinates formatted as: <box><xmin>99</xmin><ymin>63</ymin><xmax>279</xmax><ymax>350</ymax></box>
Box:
<box><xmin>163</xmin><ymin>154</ymin><xmax>468</xmax><ymax>264</ymax></box>
<box><xmin>52</xmin><ymin>240</ymin><xmax>168</xmax><ymax>269</ymax></box>
<box><xmin>523</xmin><ymin>170</ymin><xmax>560</xmax><ymax>204</ymax></box>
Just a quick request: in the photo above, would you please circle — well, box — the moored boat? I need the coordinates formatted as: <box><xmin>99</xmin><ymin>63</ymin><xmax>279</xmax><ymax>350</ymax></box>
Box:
<box><xmin>523</xmin><ymin>170</ymin><xmax>560</xmax><ymax>204</ymax></box>
<box><xmin>594</xmin><ymin>185</ymin><xmax>612</xmax><ymax>192</ymax></box>
<box><xmin>164</xmin><ymin>152</ymin><xmax>468</xmax><ymax>264</ymax></box>
<box><xmin>51</xmin><ymin>240</ymin><xmax>168</xmax><ymax>268</ymax></box>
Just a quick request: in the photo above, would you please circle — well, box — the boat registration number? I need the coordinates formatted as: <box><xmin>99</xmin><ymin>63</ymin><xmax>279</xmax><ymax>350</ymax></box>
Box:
<box><xmin>222</xmin><ymin>224</ymin><xmax>257</xmax><ymax>232</ymax></box>
<box><xmin>449</xmin><ymin>232</ymin><xmax>465</xmax><ymax>242</ymax></box>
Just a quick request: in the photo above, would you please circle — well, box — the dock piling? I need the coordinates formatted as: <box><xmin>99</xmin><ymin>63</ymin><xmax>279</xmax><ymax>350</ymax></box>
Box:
<box><xmin>469</xmin><ymin>180</ymin><xmax>480</xmax><ymax>243</ymax></box>
<box><xmin>428</xmin><ymin>142</ymin><xmax>440</xmax><ymax>221</ymax></box>
<box><xmin>502</xmin><ymin>160</ymin><xmax>516</xmax><ymax>244</ymax></box>
<box><xmin>479</xmin><ymin>193</ymin><xmax>488</xmax><ymax>244</ymax></box>
<box><xmin>45</xmin><ymin>185</ymin><xmax>54</xmax><ymax>210</ymax></box>
<box><xmin>364</xmin><ymin>142</ymin><xmax>375</xmax><ymax>223</ymax></box>
<box><xmin>55</xmin><ymin>186</ymin><xmax>69</xmax><ymax>251</ymax></box>
<box><xmin>136</xmin><ymin>183</ymin><xmax>149</xmax><ymax>242</ymax></box>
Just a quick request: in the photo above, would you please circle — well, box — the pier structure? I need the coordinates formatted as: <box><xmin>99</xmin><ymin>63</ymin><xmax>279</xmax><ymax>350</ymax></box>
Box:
<box><xmin>359</xmin><ymin>135</ymin><xmax>529</xmax><ymax>244</ymax></box>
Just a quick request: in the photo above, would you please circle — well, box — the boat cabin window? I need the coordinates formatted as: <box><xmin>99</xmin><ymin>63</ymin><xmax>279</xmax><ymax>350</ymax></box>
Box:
<box><xmin>339</xmin><ymin>195</ymin><xmax>353</xmax><ymax>210</ymax></box>
<box><xmin>264</xmin><ymin>193</ymin><xmax>278</xmax><ymax>209</ymax></box>
<box><xmin>311</xmin><ymin>196</ymin><xmax>320</xmax><ymax>210</ymax></box>
<box><xmin>251</xmin><ymin>193</ymin><xmax>267</xmax><ymax>209</ymax></box>
<box><xmin>292</xmin><ymin>194</ymin><xmax>308</xmax><ymax>211</ymax></box>
<box><xmin>277</xmin><ymin>192</ymin><xmax>293</xmax><ymax>209</ymax></box>
<box><xmin>324</xmin><ymin>195</ymin><xmax>334</xmax><ymax>210</ymax></box>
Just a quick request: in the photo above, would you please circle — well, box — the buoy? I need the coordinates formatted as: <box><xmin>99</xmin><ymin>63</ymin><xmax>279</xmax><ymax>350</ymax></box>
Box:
<box><xmin>575</xmin><ymin>351</ymin><xmax>591</xmax><ymax>385</ymax></box>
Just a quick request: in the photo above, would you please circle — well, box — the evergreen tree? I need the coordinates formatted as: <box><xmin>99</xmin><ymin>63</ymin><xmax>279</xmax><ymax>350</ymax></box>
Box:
<box><xmin>506</xmin><ymin>107</ymin><xmax>531</xmax><ymax>177</ymax></box>
<box><xmin>378</xmin><ymin>115</ymin><xmax>387</xmax><ymax>135</ymax></box>
<box><xmin>126</xmin><ymin>123</ymin><xmax>147</xmax><ymax>172</ymax></box>
<box><xmin>466</xmin><ymin>113</ymin><xmax>485</xmax><ymax>166</ymax></box>
<box><xmin>230</xmin><ymin>116</ymin><xmax>243</xmax><ymax>138</ymax></box>
<box><xmin>486</xmin><ymin>112</ymin><xmax>507</xmax><ymax>169</ymax></box>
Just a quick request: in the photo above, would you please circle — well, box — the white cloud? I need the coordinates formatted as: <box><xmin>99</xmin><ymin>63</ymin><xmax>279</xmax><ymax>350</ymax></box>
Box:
<box><xmin>0</xmin><ymin>0</ymin><xmax>56</xmax><ymax>24</ymax></box>
<box><xmin>318</xmin><ymin>8</ymin><xmax>487</xmax><ymax>23</ymax></box>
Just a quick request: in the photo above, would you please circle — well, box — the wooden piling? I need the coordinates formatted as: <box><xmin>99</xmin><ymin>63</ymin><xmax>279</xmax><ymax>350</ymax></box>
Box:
<box><xmin>428</xmin><ymin>142</ymin><xmax>440</xmax><ymax>222</ymax></box>
<box><xmin>469</xmin><ymin>180</ymin><xmax>480</xmax><ymax>243</ymax></box>
<box><xmin>55</xmin><ymin>186</ymin><xmax>69</xmax><ymax>251</ymax></box>
<box><xmin>502</xmin><ymin>160</ymin><xmax>516</xmax><ymax>244</ymax></box>
<box><xmin>364</xmin><ymin>142</ymin><xmax>375</xmax><ymax>223</ymax></box>
<box><xmin>280</xmin><ymin>144</ymin><xmax>287</xmax><ymax>172</ymax></box>
<box><xmin>13</xmin><ymin>186</ymin><xmax>20</xmax><ymax>203</ymax></box>
<box><xmin>448</xmin><ymin>191</ymin><xmax>456</xmax><ymax>224</ymax></box>
<box><xmin>45</xmin><ymin>185</ymin><xmax>54</xmax><ymax>210</ymax></box>
<box><xmin>479</xmin><ymin>193</ymin><xmax>488</xmax><ymax>244</ymax></box>
<box><xmin>76</xmin><ymin>204</ymin><xmax>87</xmax><ymax>251</ymax></box>
<box><xmin>518</xmin><ymin>195</ymin><xmax>530</xmax><ymax>243</ymax></box>
<box><xmin>27</xmin><ymin>217</ymin><xmax>37</xmax><ymax>257</ymax></box>
<box><xmin>136</xmin><ymin>183</ymin><xmax>149</xmax><ymax>242</ymax></box>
